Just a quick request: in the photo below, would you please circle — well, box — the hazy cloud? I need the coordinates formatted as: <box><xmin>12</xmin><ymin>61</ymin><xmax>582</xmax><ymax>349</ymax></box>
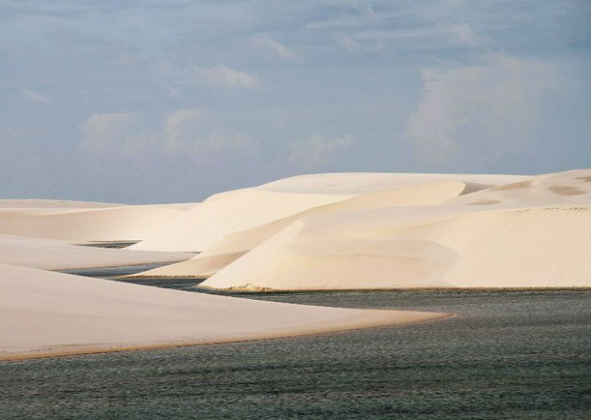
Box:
<box><xmin>163</xmin><ymin>109</ymin><xmax>202</xmax><ymax>152</ymax></box>
<box><xmin>204</xmin><ymin>65</ymin><xmax>260</xmax><ymax>89</ymax></box>
<box><xmin>289</xmin><ymin>134</ymin><xmax>359</xmax><ymax>167</ymax></box>
<box><xmin>79</xmin><ymin>109</ymin><xmax>256</xmax><ymax>159</ymax></box>
<box><xmin>406</xmin><ymin>54</ymin><xmax>559</xmax><ymax>165</ymax></box>
<box><xmin>117</xmin><ymin>53</ymin><xmax>260</xmax><ymax>93</ymax></box>
<box><xmin>337</xmin><ymin>22</ymin><xmax>485</xmax><ymax>53</ymax></box>
<box><xmin>1</xmin><ymin>0</ymin><xmax>589</xmax><ymax>202</ymax></box>
<box><xmin>251</xmin><ymin>35</ymin><xmax>301</xmax><ymax>62</ymax></box>
<box><xmin>22</xmin><ymin>88</ymin><xmax>52</xmax><ymax>105</ymax></box>
<box><xmin>333</xmin><ymin>32</ymin><xmax>362</xmax><ymax>52</ymax></box>
<box><xmin>195</xmin><ymin>132</ymin><xmax>258</xmax><ymax>156</ymax></box>
<box><xmin>79</xmin><ymin>113</ymin><xmax>140</xmax><ymax>156</ymax></box>
<box><xmin>442</xmin><ymin>22</ymin><xmax>483</xmax><ymax>47</ymax></box>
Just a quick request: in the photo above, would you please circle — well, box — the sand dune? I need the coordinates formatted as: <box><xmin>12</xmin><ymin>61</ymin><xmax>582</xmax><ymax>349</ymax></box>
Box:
<box><xmin>130</xmin><ymin>189</ymin><xmax>353</xmax><ymax>253</ymax></box>
<box><xmin>136</xmin><ymin>180</ymin><xmax>498</xmax><ymax>278</ymax></box>
<box><xmin>131</xmin><ymin>173</ymin><xmax>525</xmax><ymax>255</ymax></box>
<box><xmin>200</xmin><ymin>170</ymin><xmax>591</xmax><ymax>290</ymax></box>
<box><xmin>0</xmin><ymin>199</ymin><xmax>123</xmax><ymax>208</ymax></box>
<box><xmin>0</xmin><ymin>263</ymin><xmax>446</xmax><ymax>360</ymax></box>
<box><xmin>0</xmin><ymin>235</ymin><xmax>193</xmax><ymax>270</ymax></box>
<box><xmin>256</xmin><ymin>172</ymin><xmax>525</xmax><ymax>195</ymax></box>
<box><xmin>0</xmin><ymin>203</ymin><xmax>196</xmax><ymax>242</ymax></box>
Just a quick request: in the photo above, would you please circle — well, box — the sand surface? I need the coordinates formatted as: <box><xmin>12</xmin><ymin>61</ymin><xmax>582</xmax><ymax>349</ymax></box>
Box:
<box><xmin>131</xmin><ymin>173</ymin><xmax>524</xmax><ymax>254</ymax></box>
<box><xmin>190</xmin><ymin>170</ymin><xmax>591</xmax><ymax>290</ymax></box>
<box><xmin>0</xmin><ymin>199</ymin><xmax>124</xmax><ymax>208</ymax></box>
<box><xmin>137</xmin><ymin>178</ymin><xmax>522</xmax><ymax>278</ymax></box>
<box><xmin>0</xmin><ymin>234</ymin><xmax>193</xmax><ymax>270</ymax></box>
<box><xmin>0</xmin><ymin>203</ymin><xmax>197</xmax><ymax>242</ymax></box>
<box><xmin>0</xmin><ymin>263</ymin><xmax>446</xmax><ymax>361</ymax></box>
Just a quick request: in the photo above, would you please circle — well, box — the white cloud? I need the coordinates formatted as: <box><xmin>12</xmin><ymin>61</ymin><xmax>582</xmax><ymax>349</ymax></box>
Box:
<box><xmin>289</xmin><ymin>134</ymin><xmax>358</xmax><ymax>167</ymax></box>
<box><xmin>22</xmin><ymin>88</ymin><xmax>51</xmax><ymax>105</ymax></box>
<box><xmin>406</xmin><ymin>54</ymin><xmax>559</xmax><ymax>165</ymax></box>
<box><xmin>333</xmin><ymin>32</ymin><xmax>362</xmax><ymax>52</ymax></box>
<box><xmin>79</xmin><ymin>113</ymin><xmax>139</xmax><ymax>155</ymax></box>
<box><xmin>116</xmin><ymin>51</ymin><xmax>136</xmax><ymax>65</ymax></box>
<box><xmin>251</xmin><ymin>35</ymin><xmax>301</xmax><ymax>62</ymax></box>
<box><xmin>441</xmin><ymin>22</ymin><xmax>483</xmax><ymax>47</ymax></box>
<box><xmin>333</xmin><ymin>21</ymin><xmax>485</xmax><ymax>53</ymax></box>
<box><xmin>118</xmin><ymin>53</ymin><xmax>260</xmax><ymax>92</ymax></box>
<box><xmin>204</xmin><ymin>65</ymin><xmax>260</xmax><ymax>89</ymax></box>
<box><xmin>163</xmin><ymin>109</ymin><xmax>202</xmax><ymax>152</ymax></box>
<box><xmin>79</xmin><ymin>110</ymin><xmax>256</xmax><ymax>159</ymax></box>
<box><xmin>195</xmin><ymin>132</ymin><xmax>257</xmax><ymax>156</ymax></box>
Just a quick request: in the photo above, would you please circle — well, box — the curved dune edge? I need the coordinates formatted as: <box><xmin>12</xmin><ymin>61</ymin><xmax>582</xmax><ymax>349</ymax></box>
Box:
<box><xmin>200</xmin><ymin>170</ymin><xmax>591</xmax><ymax>291</ymax></box>
<box><xmin>131</xmin><ymin>173</ymin><xmax>524</xmax><ymax>254</ymax></box>
<box><xmin>198</xmin><ymin>284</ymin><xmax>591</xmax><ymax>292</ymax></box>
<box><xmin>131</xmin><ymin>180</ymin><xmax>492</xmax><ymax>278</ymax></box>
<box><xmin>0</xmin><ymin>233</ymin><xmax>194</xmax><ymax>271</ymax></box>
<box><xmin>0</xmin><ymin>311</ymin><xmax>451</xmax><ymax>362</ymax></box>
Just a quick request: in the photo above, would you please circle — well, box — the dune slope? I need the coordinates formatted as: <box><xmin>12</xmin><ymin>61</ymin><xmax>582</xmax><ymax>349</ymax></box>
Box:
<box><xmin>201</xmin><ymin>170</ymin><xmax>591</xmax><ymax>290</ymax></box>
<box><xmin>0</xmin><ymin>235</ymin><xmax>193</xmax><ymax>270</ymax></box>
<box><xmin>0</xmin><ymin>263</ymin><xmax>446</xmax><ymax>360</ymax></box>
<box><xmin>131</xmin><ymin>173</ymin><xmax>526</xmax><ymax>254</ymax></box>
<box><xmin>137</xmin><ymin>180</ymin><xmax>487</xmax><ymax>278</ymax></box>
<box><xmin>0</xmin><ymin>204</ymin><xmax>194</xmax><ymax>242</ymax></box>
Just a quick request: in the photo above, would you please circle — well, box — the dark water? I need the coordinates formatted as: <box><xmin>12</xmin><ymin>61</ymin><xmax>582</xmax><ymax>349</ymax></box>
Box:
<box><xmin>77</xmin><ymin>241</ymin><xmax>139</xmax><ymax>249</ymax></box>
<box><xmin>2</xmin><ymin>268</ymin><xmax>590</xmax><ymax>419</ymax></box>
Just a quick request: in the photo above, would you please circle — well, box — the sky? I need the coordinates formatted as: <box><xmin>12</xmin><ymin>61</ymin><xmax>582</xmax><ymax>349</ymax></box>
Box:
<box><xmin>1</xmin><ymin>0</ymin><xmax>590</xmax><ymax>203</ymax></box>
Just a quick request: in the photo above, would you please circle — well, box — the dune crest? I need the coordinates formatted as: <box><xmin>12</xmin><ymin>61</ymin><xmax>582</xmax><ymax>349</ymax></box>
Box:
<box><xmin>196</xmin><ymin>170</ymin><xmax>591</xmax><ymax>291</ymax></box>
<box><xmin>135</xmin><ymin>180</ymin><xmax>483</xmax><ymax>278</ymax></box>
<box><xmin>0</xmin><ymin>204</ymin><xmax>196</xmax><ymax>242</ymax></box>
<box><xmin>132</xmin><ymin>174</ymin><xmax>525</xmax><ymax>276</ymax></box>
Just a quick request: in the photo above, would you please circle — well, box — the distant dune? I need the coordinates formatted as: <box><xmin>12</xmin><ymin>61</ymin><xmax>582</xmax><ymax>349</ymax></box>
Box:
<box><xmin>0</xmin><ymin>203</ymin><xmax>197</xmax><ymax>242</ymax></box>
<box><xmin>0</xmin><ymin>234</ymin><xmax>193</xmax><ymax>271</ymax></box>
<box><xmin>0</xmin><ymin>199</ymin><xmax>124</xmax><ymax>209</ymax></box>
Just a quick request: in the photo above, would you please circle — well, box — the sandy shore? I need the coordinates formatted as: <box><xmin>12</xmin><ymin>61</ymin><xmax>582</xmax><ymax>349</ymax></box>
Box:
<box><xmin>1</xmin><ymin>311</ymin><xmax>451</xmax><ymax>362</ymax></box>
<box><xmin>0</xmin><ymin>263</ymin><xmax>447</xmax><ymax>362</ymax></box>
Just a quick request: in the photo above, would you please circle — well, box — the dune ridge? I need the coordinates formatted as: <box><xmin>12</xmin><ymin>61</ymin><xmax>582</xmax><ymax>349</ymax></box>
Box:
<box><xmin>130</xmin><ymin>173</ymin><xmax>525</xmax><ymax>254</ymax></box>
<box><xmin>135</xmin><ymin>180</ymin><xmax>485</xmax><ymax>278</ymax></box>
<box><xmin>188</xmin><ymin>169</ymin><xmax>591</xmax><ymax>291</ymax></box>
<box><xmin>0</xmin><ymin>203</ymin><xmax>196</xmax><ymax>242</ymax></box>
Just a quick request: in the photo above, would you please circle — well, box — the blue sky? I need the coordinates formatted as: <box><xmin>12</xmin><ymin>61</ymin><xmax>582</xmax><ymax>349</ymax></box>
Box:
<box><xmin>1</xmin><ymin>0</ymin><xmax>590</xmax><ymax>203</ymax></box>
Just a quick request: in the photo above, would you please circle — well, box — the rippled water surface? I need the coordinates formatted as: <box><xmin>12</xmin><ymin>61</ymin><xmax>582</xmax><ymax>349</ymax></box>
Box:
<box><xmin>2</xmin><ymin>268</ymin><xmax>590</xmax><ymax>419</ymax></box>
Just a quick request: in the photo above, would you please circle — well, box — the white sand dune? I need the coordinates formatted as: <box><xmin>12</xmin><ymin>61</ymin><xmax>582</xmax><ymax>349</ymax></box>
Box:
<box><xmin>129</xmin><ymin>189</ymin><xmax>352</xmax><ymax>253</ymax></box>
<box><xmin>0</xmin><ymin>203</ymin><xmax>197</xmax><ymax>242</ymax></box>
<box><xmin>0</xmin><ymin>199</ymin><xmax>123</xmax><ymax>208</ymax></box>
<box><xmin>0</xmin><ymin>263</ymin><xmax>446</xmax><ymax>360</ymax></box>
<box><xmin>131</xmin><ymin>173</ymin><xmax>524</xmax><ymax>254</ymax></box>
<box><xmin>0</xmin><ymin>235</ymin><xmax>193</xmax><ymax>270</ymax></box>
<box><xmin>200</xmin><ymin>170</ymin><xmax>591</xmax><ymax>290</ymax></box>
<box><xmin>256</xmin><ymin>172</ymin><xmax>525</xmax><ymax>195</ymax></box>
<box><xmin>136</xmin><ymin>180</ymin><xmax>500</xmax><ymax>278</ymax></box>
